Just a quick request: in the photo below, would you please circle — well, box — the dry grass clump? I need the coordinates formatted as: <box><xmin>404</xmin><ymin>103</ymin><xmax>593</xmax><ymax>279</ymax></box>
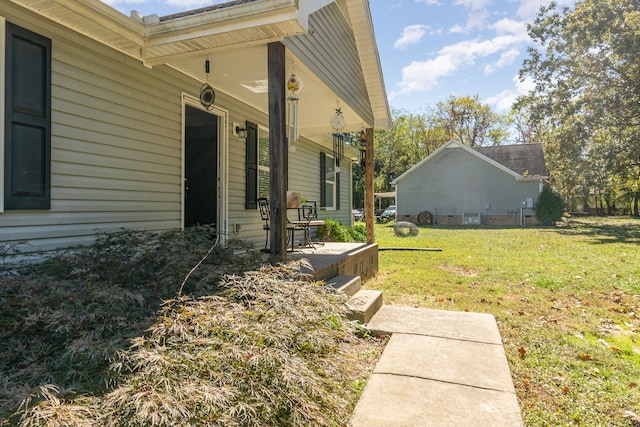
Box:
<box><xmin>2</xmin><ymin>229</ymin><xmax>383</xmax><ymax>426</ymax></box>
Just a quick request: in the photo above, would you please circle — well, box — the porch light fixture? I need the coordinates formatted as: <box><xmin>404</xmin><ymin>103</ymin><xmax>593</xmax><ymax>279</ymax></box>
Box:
<box><xmin>233</xmin><ymin>122</ymin><xmax>247</xmax><ymax>139</ymax></box>
<box><xmin>358</xmin><ymin>129</ymin><xmax>367</xmax><ymax>167</ymax></box>
<box><xmin>199</xmin><ymin>59</ymin><xmax>215</xmax><ymax>111</ymax></box>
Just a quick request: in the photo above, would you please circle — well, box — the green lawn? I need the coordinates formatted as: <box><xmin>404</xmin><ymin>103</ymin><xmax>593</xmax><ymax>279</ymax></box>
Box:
<box><xmin>366</xmin><ymin>218</ymin><xmax>640</xmax><ymax>426</ymax></box>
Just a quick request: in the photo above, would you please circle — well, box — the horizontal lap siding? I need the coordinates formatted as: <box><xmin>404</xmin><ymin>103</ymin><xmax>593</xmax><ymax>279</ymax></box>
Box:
<box><xmin>284</xmin><ymin>3</ymin><xmax>372</xmax><ymax>125</ymax></box>
<box><xmin>223</xmin><ymin>93</ymin><xmax>268</xmax><ymax>245</ymax></box>
<box><xmin>287</xmin><ymin>141</ymin><xmax>352</xmax><ymax>225</ymax></box>
<box><xmin>1</xmin><ymin>6</ymin><xmax>191</xmax><ymax>253</ymax></box>
<box><xmin>398</xmin><ymin>147</ymin><xmax>538</xmax><ymax>216</ymax></box>
<box><xmin>1</xmin><ymin>5</ymin><xmax>354</xmax><ymax>254</ymax></box>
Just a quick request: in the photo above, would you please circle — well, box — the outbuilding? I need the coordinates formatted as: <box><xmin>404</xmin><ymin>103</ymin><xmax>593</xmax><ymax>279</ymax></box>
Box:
<box><xmin>393</xmin><ymin>141</ymin><xmax>548</xmax><ymax>226</ymax></box>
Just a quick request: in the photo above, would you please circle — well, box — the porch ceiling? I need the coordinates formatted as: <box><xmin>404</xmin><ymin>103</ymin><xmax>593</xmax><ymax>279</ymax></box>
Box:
<box><xmin>166</xmin><ymin>46</ymin><xmax>365</xmax><ymax>139</ymax></box>
<box><xmin>11</xmin><ymin>0</ymin><xmax>389</xmax><ymax>145</ymax></box>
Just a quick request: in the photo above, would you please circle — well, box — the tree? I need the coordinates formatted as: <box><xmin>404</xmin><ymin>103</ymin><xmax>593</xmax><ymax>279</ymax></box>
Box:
<box><xmin>371</xmin><ymin>108</ymin><xmax>448</xmax><ymax>194</ymax></box>
<box><xmin>535</xmin><ymin>186</ymin><xmax>565</xmax><ymax>225</ymax></box>
<box><xmin>433</xmin><ymin>95</ymin><xmax>508</xmax><ymax>147</ymax></box>
<box><xmin>518</xmin><ymin>0</ymin><xmax>640</xmax><ymax>215</ymax></box>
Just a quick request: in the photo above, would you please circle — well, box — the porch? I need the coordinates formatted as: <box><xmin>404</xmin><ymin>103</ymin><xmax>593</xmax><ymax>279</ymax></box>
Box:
<box><xmin>288</xmin><ymin>242</ymin><xmax>379</xmax><ymax>282</ymax></box>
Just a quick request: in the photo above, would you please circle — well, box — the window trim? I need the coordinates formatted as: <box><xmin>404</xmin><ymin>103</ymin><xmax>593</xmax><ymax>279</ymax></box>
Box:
<box><xmin>321</xmin><ymin>152</ymin><xmax>337</xmax><ymax>210</ymax></box>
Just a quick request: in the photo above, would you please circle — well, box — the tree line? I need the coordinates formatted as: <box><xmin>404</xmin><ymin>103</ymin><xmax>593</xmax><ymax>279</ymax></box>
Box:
<box><xmin>354</xmin><ymin>0</ymin><xmax>639</xmax><ymax>216</ymax></box>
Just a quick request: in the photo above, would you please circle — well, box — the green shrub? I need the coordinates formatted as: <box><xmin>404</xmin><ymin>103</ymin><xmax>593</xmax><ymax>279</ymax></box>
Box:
<box><xmin>12</xmin><ymin>263</ymin><xmax>377</xmax><ymax>426</ymax></box>
<box><xmin>534</xmin><ymin>186</ymin><xmax>565</xmax><ymax>225</ymax></box>
<box><xmin>320</xmin><ymin>219</ymin><xmax>366</xmax><ymax>242</ymax></box>
<box><xmin>4</xmin><ymin>229</ymin><xmax>383</xmax><ymax>426</ymax></box>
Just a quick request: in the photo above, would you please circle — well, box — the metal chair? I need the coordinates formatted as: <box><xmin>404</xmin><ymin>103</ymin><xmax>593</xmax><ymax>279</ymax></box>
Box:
<box><xmin>298</xmin><ymin>200</ymin><xmax>325</xmax><ymax>248</ymax></box>
<box><xmin>257</xmin><ymin>198</ymin><xmax>297</xmax><ymax>252</ymax></box>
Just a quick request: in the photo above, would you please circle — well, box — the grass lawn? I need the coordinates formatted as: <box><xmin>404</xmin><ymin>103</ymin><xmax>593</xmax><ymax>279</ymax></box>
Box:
<box><xmin>366</xmin><ymin>217</ymin><xmax>640</xmax><ymax>426</ymax></box>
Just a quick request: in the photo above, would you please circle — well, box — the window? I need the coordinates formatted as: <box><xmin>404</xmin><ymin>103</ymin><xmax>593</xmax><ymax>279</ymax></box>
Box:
<box><xmin>320</xmin><ymin>152</ymin><xmax>340</xmax><ymax>210</ymax></box>
<box><xmin>3</xmin><ymin>21</ymin><xmax>51</xmax><ymax>211</ymax></box>
<box><xmin>245</xmin><ymin>121</ymin><xmax>269</xmax><ymax>208</ymax></box>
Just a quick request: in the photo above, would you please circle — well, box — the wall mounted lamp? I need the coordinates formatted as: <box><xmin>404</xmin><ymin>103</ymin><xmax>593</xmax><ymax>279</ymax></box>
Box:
<box><xmin>232</xmin><ymin>122</ymin><xmax>247</xmax><ymax>138</ymax></box>
<box><xmin>358</xmin><ymin>129</ymin><xmax>367</xmax><ymax>167</ymax></box>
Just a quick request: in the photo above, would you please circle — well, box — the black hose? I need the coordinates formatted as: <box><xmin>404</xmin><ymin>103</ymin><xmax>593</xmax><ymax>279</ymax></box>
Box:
<box><xmin>379</xmin><ymin>247</ymin><xmax>442</xmax><ymax>251</ymax></box>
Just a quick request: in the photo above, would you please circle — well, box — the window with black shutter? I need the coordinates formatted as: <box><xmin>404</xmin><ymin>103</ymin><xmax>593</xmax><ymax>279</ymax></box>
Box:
<box><xmin>245</xmin><ymin>121</ymin><xmax>258</xmax><ymax>209</ymax></box>
<box><xmin>4</xmin><ymin>22</ymin><xmax>52</xmax><ymax>210</ymax></box>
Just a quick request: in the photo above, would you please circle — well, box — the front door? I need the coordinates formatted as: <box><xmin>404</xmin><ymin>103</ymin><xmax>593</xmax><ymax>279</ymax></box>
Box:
<box><xmin>184</xmin><ymin>105</ymin><xmax>218</xmax><ymax>227</ymax></box>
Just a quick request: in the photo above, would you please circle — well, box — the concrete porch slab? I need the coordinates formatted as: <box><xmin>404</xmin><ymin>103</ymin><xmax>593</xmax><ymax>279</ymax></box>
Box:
<box><xmin>289</xmin><ymin>242</ymin><xmax>378</xmax><ymax>282</ymax></box>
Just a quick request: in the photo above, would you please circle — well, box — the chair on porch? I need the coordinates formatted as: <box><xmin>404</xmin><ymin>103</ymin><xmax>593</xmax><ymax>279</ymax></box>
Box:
<box><xmin>297</xmin><ymin>200</ymin><xmax>325</xmax><ymax>248</ymax></box>
<box><xmin>257</xmin><ymin>198</ymin><xmax>298</xmax><ymax>252</ymax></box>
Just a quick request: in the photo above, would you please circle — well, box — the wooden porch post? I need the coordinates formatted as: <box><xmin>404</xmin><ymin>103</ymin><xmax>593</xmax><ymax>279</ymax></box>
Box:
<box><xmin>268</xmin><ymin>42</ymin><xmax>287</xmax><ymax>258</ymax></box>
<box><xmin>365</xmin><ymin>127</ymin><xmax>375</xmax><ymax>244</ymax></box>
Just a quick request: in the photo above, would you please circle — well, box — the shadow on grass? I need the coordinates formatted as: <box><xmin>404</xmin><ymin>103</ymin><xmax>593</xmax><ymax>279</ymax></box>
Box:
<box><xmin>552</xmin><ymin>217</ymin><xmax>640</xmax><ymax>244</ymax></box>
<box><xmin>0</xmin><ymin>227</ymin><xmax>263</xmax><ymax>420</ymax></box>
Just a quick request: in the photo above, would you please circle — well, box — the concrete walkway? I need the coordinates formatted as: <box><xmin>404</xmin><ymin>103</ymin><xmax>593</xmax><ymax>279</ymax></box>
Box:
<box><xmin>351</xmin><ymin>305</ymin><xmax>524</xmax><ymax>427</ymax></box>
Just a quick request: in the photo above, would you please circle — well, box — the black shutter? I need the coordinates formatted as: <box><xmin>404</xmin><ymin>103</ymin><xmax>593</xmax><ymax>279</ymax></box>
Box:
<box><xmin>320</xmin><ymin>152</ymin><xmax>326</xmax><ymax>208</ymax></box>
<box><xmin>245</xmin><ymin>121</ymin><xmax>258</xmax><ymax>209</ymax></box>
<box><xmin>5</xmin><ymin>23</ymin><xmax>51</xmax><ymax>210</ymax></box>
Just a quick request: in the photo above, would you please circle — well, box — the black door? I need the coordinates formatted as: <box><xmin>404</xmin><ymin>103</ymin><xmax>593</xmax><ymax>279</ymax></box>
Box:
<box><xmin>185</xmin><ymin>105</ymin><xmax>218</xmax><ymax>227</ymax></box>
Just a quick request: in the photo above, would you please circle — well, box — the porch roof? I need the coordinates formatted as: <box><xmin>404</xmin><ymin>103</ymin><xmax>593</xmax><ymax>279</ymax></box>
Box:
<box><xmin>11</xmin><ymin>0</ymin><xmax>390</xmax><ymax>145</ymax></box>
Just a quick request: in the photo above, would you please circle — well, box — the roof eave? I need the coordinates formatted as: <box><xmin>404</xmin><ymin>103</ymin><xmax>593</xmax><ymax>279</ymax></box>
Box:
<box><xmin>345</xmin><ymin>0</ymin><xmax>390</xmax><ymax>130</ymax></box>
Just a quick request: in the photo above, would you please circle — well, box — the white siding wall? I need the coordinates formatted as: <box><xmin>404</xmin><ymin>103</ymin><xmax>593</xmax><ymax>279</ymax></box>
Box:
<box><xmin>287</xmin><ymin>140</ymin><xmax>353</xmax><ymax>225</ymax></box>
<box><xmin>397</xmin><ymin>147</ymin><xmax>540</xmax><ymax>217</ymax></box>
<box><xmin>1</xmin><ymin>5</ymin><xmax>353</xmax><ymax>253</ymax></box>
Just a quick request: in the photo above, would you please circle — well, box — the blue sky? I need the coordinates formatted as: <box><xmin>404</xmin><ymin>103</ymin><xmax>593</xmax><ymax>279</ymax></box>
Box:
<box><xmin>101</xmin><ymin>0</ymin><xmax>573</xmax><ymax>114</ymax></box>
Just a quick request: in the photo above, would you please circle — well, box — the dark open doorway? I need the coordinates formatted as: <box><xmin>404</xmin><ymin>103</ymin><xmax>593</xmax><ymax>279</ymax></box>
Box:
<box><xmin>184</xmin><ymin>105</ymin><xmax>218</xmax><ymax>227</ymax></box>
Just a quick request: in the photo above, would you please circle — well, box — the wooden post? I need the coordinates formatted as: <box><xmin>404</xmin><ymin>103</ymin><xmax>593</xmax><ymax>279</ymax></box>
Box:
<box><xmin>268</xmin><ymin>42</ymin><xmax>287</xmax><ymax>258</ymax></box>
<box><xmin>365</xmin><ymin>127</ymin><xmax>375</xmax><ymax>244</ymax></box>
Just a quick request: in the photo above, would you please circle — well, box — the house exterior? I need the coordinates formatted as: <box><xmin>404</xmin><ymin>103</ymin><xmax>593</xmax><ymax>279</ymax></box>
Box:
<box><xmin>392</xmin><ymin>141</ymin><xmax>548</xmax><ymax>226</ymax></box>
<box><xmin>1</xmin><ymin>0</ymin><xmax>390</xmax><ymax>256</ymax></box>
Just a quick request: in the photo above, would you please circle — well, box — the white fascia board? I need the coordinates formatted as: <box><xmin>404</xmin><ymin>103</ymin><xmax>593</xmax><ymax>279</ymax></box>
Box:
<box><xmin>345</xmin><ymin>0</ymin><xmax>390</xmax><ymax>131</ymax></box>
<box><xmin>11</xmin><ymin>0</ymin><xmax>145</xmax><ymax>49</ymax></box>
<box><xmin>516</xmin><ymin>176</ymin><xmax>548</xmax><ymax>182</ymax></box>
<box><xmin>144</xmin><ymin>0</ymin><xmax>334</xmax><ymax>47</ymax></box>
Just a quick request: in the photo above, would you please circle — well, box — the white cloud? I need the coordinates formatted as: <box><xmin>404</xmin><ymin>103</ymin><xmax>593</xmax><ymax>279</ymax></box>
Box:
<box><xmin>394</xmin><ymin>25</ymin><xmax>429</xmax><ymax>49</ymax></box>
<box><xmin>415</xmin><ymin>0</ymin><xmax>442</xmax><ymax>5</ymax></box>
<box><xmin>454</xmin><ymin>0</ymin><xmax>491</xmax><ymax>11</ymax></box>
<box><xmin>484</xmin><ymin>48</ymin><xmax>521</xmax><ymax>74</ymax></box>
<box><xmin>490</xmin><ymin>18</ymin><xmax>528</xmax><ymax>36</ymax></box>
<box><xmin>449</xmin><ymin>1</ymin><xmax>490</xmax><ymax>32</ymax></box>
<box><xmin>393</xmin><ymin>31</ymin><xmax>531</xmax><ymax>97</ymax></box>
<box><xmin>466</xmin><ymin>9</ymin><xmax>490</xmax><ymax>30</ymax></box>
<box><xmin>516</xmin><ymin>0</ymin><xmax>573</xmax><ymax>20</ymax></box>
<box><xmin>484</xmin><ymin>75</ymin><xmax>535</xmax><ymax>112</ymax></box>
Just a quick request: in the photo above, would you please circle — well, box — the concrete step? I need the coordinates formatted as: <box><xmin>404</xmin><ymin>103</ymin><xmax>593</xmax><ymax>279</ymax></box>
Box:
<box><xmin>347</xmin><ymin>289</ymin><xmax>383</xmax><ymax>324</ymax></box>
<box><xmin>327</xmin><ymin>274</ymin><xmax>362</xmax><ymax>297</ymax></box>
